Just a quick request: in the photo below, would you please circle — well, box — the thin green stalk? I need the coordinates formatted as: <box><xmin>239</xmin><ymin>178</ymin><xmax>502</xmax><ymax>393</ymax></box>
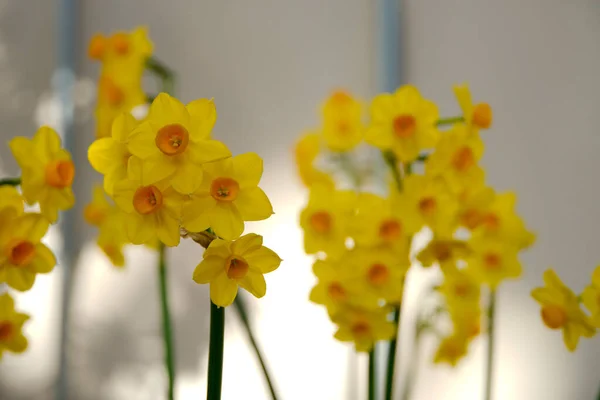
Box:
<box><xmin>0</xmin><ymin>177</ymin><xmax>20</xmax><ymax>186</ymax></box>
<box><xmin>146</xmin><ymin>57</ymin><xmax>175</xmax><ymax>94</ymax></box>
<box><xmin>158</xmin><ymin>244</ymin><xmax>175</xmax><ymax>400</ymax></box>
<box><xmin>484</xmin><ymin>290</ymin><xmax>497</xmax><ymax>400</ymax></box>
<box><xmin>436</xmin><ymin>116</ymin><xmax>464</xmax><ymax>126</ymax></box>
<box><xmin>384</xmin><ymin>307</ymin><xmax>400</xmax><ymax>400</ymax></box>
<box><xmin>207</xmin><ymin>301</ymin><xmax>225</xmax><ymax>400</ymax></box>
<box><xmin>382</xmin><ymin>150</ymin><xmax>402</xmax><ymax>191</ymax></box>
<box><xmin>369</xmin><ymin>348</ymin><xmax>376</xmax><ymax>400</ymax></box>
<box><xmin>233</xmin><ymin>295</ymin><xmax>279</xmax><ymax>399</ymax></box>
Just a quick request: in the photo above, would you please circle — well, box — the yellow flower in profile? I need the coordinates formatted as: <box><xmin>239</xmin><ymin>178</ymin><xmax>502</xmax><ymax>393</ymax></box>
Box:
<box><xmin>417</xmin><ymin>238</ymin><xmax>471</xmax><ymax>271</ymax></box>
<box><xmin>294</xmin><ymin>132</ymin><xmax>335</xmax><ymax>189</ymax></box>
<box><xmin>112</xmin><ymin>157</ymin><xmax>183</xmax><ymax>247</ymax></box>
<box><xmin>321</xmin><ymin>91</ymin><xmax>363</xmax><ymax>152</ymax></box>
<box><xmin>531</xmin><ymin>269</ymin><xmax>596</xmax><ymax>351</ymax></box>
<box><xmin>365</xmin><ymin>85</ymin><xmax>439</xmax><ymax>163</ymax></box>
<box><xmin>396</xmin><ymin>175</ymin><xmax>457</xmax><ymax>236</ymax></box>
<box><xmin>0</xmin><ymin>293</ymin><xmax>29</xmax><ymax>358</ymax></box>
<box><xmin>88</xmin><ymin>112</ymin><xmax>138</xmax><ymax>195</ymax></box>
<box><xmin>192</xmin><ymin>233</ymin><xmax>282</xmax><ymax>307</ymax></box>
<box><xmin>332</xmin><ymin>306</ymin><xmax>396</xmax><ymax>352</ymax></box>
<box><xmin>448</xmin><ymin>305</ymin><xmax>481</xmax><ymax>341</ymax></box>
<box><xmin>425</xmin><ymin>124</ymin><xmax>485</xmax><ymax>193</ymax></box>
<box><xmin>434</xmin><ymin>333</ymin><xmax>468</xmax><ymax>366</ymax></box>
<box><xmin>299</xmin><ymin>185</ymin><xmax>356</xmax><ymax>259</ymax></box>
<box><xmin>353</xmin><ymin>247</ymin><xmax>409</xmax><ymax>304</ymax></box>
<box><xmin>128</xmin><ymin>93</ymin><xmax>231</xmax><ymax>194</ymax></box>
<box><xmin>0</xmin><ymin>209</ymin><xmax>56</xmax><ymax>291</ymax></box>
<box><xmin>439</xmin><ymin>266</ymin><xmax>480</xmax><ymax>306</ymax></box>
<box><xmin>97</xmin><ymin>214</ymin><xmax>128</xmax><ymax>268</ymax></box>
<box><xmin>454</xmin><ymin>184</ymin><xmax>495</xmax><ymax>231</ymax></box>
<box><xmin>465</xmin><ymin>237</ymin><xmax>521</xmax><ymax>289</ymax></box>
<box><xmin>582</xmin><ymin>266</ymin><xmax>600</xmax><ymax>327</ymax></box>
<box><xmin>10</xmin><ymin>126</ymin><xmax>75</xmax><ymax>223</ymax></box>
<box><xmin>182</xmin><ymin>153</ymin><xmax>273</xmax><ymax>240</ymax></box>
<box><xmin>453</xmin><ymin>83</ymin><xmax>493</xmax><ymax>132</ymax></box>
<box><xmin>84</xmin><ymin>185</ymin><xmax>113</xmax><ymax>227</ymax></box>
<box><xmin>0</xmin><ymin>186</ymin><xmax>24</xmax><ymax>214</ymax></box>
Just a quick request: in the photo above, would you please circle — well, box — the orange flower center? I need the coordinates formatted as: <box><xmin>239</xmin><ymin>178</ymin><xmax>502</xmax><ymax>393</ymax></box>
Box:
<box><xmin>379</xmin><ymin>219</ymin><xmax>402</xmax><ymax>242</ymax></box>
<box><xmin>327</xmin><ymin>282</ymin><xmax>346</xmax><ymax>301</ymax></box>
<box><xmin>88</xmin><ymin>35</ymin><xmax>106</xmax><ymax>60</ymax></box>
<box><xmin>454</xmin><ymin>282</ymin><xmax>470</xmax><ymax>298</ymax></box>
<box><xmin>331</xmin><ymin>91</ymin><xmax>352</xmax><ymax>105</ymax></box>
<box><xmin>155</xmin><ymin>124</ymin><xmax>190</xmax><ymax>156</ymax></box>
<box><xmin>393</xmin><ymin>115</ymin><xmax>416</xmax><ymax>139</ymax></box>
<box><xmin>418</xmin><ymin>197</ymin><xmax>437</xmax><ymax>216</ymax></box>
<box><xmin>100</xmin><ymin>77</ymin><xmax>125</xmax><ymax>106</ymax></box>
<box><xmin>133</xmin><ymin>185</ymin><xmax>163</xmax><ymax>215</ymax></box>
<box><xmin>468</xmin><ymin>320</ymin><xmax>481</xmax><ymax>338</ymax></box>
<box><xmin>210</xmin><ymin>177</ymin><xmax>240</xmax><ymax>202</ymax></box>
<box><xmin>472</xmin><ymin>103</ymin><xmax>492</xmax><ymax>129</ymax></box>
<box><xmin>482</xmin><ymin>213</ymin><xmax>500</xmax><ymax>231</ymax></box>
<box><xmin>461</xmin><ymin>209</ymin><xmax>482</xmax><ymax>230</ymax></box>
<box><xmin>226</xmin><ymin>257</ymin><xmax>249</xmax><ymax>280</ymax></box>
<box><xmin>111</xmin><ymin>33</ymin><xmax>130</xmax><ymax>55</ymax></box>
<box><xmin>452</xmin><ymin>147</ymin><xmax>476</xmax><ymax>172</ymax></box>
<box><xmin>337</xmin><ymin>120</ymin><xmax>351</xmax><ymax>136</ymax></box>
<box><xmin>7</xmin><ymin>240</ymin><xmax>36</xmax><ymax>266</ymax></box>
<box><xmin>0</xmin><ymin>322</ymin><xmax>13</xmax><ymax>341</ymax></box>
<box><xmin>310</xmin><ymin>211</ymin><xmax>332</xmax><ymax>234</ymax></box>
<box><xmin>45</xmin><ymin>160</ymin><xmax>75</xmax><ymax>188</ymax></box>
<box><xmin>351</xmin><ymin>321</ymin><xmax>371</xmax><ymax>338</ymax></box>
<box><xmin>367</xmin><ymin>263</ymin><xmax>390</xmax><ymax>286</ymax></box>
<box><xmin>102</xmin><ymin>244</ymin><xmax>119</xmax><ymax>259</ymax></box>
<box><xmin>84</xmin><ymin>204</ymin><xmax>106</xmax><ymax>226</ymax></box>
<box><xmin>483</xmin><ymin>252</ymin><xmax>501</xmax><ymax>270</ymax></box>
<box><xmin>541</xmin><ymin>305</ymin><xmax>567</xmax><ymax>329</ymax></box>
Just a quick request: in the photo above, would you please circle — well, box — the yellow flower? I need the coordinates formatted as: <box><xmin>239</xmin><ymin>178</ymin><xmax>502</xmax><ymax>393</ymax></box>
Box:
<box><xmin>10</xmin><ymin>126</ymin><xmax>75</xmax><ymax>222</ymax></box>
<box><xmin>448</xmin><ymin>304</ymin><xmax>481</xmax><ymax>341</ymax></box>
<box><xmin>321</xmin><ymin>91</ymin><xmax>363</xmax><ymax>152</ymax></box>
<box><xmin>128</xmin><ymin>93</ymin><xmax>231</xmax><ymax>194</ymax></box>
<box><xmin>531</xmin><ymin>269</ymin><xmax>596</xmax><ymax>351</ymax></box>
<box><xmin>97</xmin><ymin>214</ymin><xmax>128</xmax><ymax>268</ymax></box>
<box><xmin>395</xmin><ymin>175</ymin><xmax>457</xmax><ymax>236</ymax></box>
<box><xmin>0</xmin><ymin>186</ymin><xmax>25</xmax><ymax>214</ymax></box>
<box><xmin>582</xmin><ymin>265</ymin><xmax>600</xmax><ymax>327</ymax></box>
<box><xmin>434</xmin><ymin>333</ymin><xmax>468</xmax><ymax>366</ymax></box>
<box><xmin>331</xmin><ymin>306</ymin><xmax>396</xmax><ymax>352</ymax></box>
<box><xmin>439</xmin><ymin>266</ymin><xmax>480</xmax><ymax>307</ymax></box>
<box><xmin>112</xmin><ymin>157</ymin><xmax>183</xmax><ymax>247</ymax></box>
<box><xmin>309</xmin><ymin>256</ymin><xmax>378</xmax><ymax>315</ymax></box>
<box><xmin>84</xmin><ymin>185</ymin><xmax>113</xmax><ymax>227</ymax></box>
<box><xmin>0</xmin><ymin>293</ymin><xmax>29</xmax><ymax>358</ymax></box>
<box><xmin>192</xmin><ymin>233</ymin><xmax>281</xmax><ymax>307</ymax></box>
<box><xmin>417</xmin><ymin>238</ymin><xmax>471</xmax><ymax>271</ymax></box>
<box><xmin>299</xmin><ymin>185</ymin><xmax>356</xmax><ymax>259</ymax></box>
<box><xmin>353</xmin><ymin>247</ymin><xmax>409</xmax><ymax>304</ymax></box>
<box><xmin>454</xmin><ymin>184</ymin><xmax>495</xmax><ymax>231</ymax></box>
<box><xmin>88</xmin><ymin>112</ymin><xmax>138</xmax><ymax>195</ymax></box>
<box><xmin>465</xmin><ymin>237</ymin><xmax>521</xmax><ymax>289</ymax></box>
<box><xmin>453</xmin><ymin>83</ymin><xmax>493</xmax><ymax>132</ymax></box>
<box><xmin>182</xmin><ymin>153</ymin><xmax>273</xmax><ymax>240</ymax></box>
<box><xmin>365</xmin><ymin>85</ymin><xmax>439</xmax><ymax>163</ymax></box>
<box><xmin>294</xmin><ymin>133</ymin><xmax>334</xmax><ymax>189</ymax></box>
<box><xmin>0</xmin><ymin>209</ymin><xmax>56</xmax><ymax>291</ymax></box>
<box><xmin>425</xmin><ymin>124</ymin><xmax>485</xmax><ymax>193</ymax></box>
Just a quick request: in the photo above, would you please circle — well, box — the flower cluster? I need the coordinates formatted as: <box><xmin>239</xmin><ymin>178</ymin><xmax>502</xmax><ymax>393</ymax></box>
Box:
<box><xmin>296</xmin><ymin>84</ymin><xmax>534</xmax><ymax>360</ymax></box>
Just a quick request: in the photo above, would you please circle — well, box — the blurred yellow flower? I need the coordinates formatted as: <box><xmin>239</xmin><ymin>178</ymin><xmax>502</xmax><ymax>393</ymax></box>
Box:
<box><xmin>182</xmin><ymin>153</ymin><xmax>273</xmax><ymax>240</ymax></box>
<box><xmin>192</xmin><ymin>233</ymin><xmax>281</xmax><ymax>307</ymax></box>
<box><xmin>128</xmin><ymin>93</ymin><xmax>231</xmax><ymax>194</ymax></box>
<box><xmin>531</xmin><ymin>269</ymin><xmax>596</xmax><ymax>351</ymax></box>
<box><xmin>582</xmin><ymin>265</ymin><xmax>600</xmax><ymax>327</ymax></box>
<box><xmin>417</xmin><ymin>238</ymin><xmax>471</xmax><ymax>271</ymax></box>
<box><xmin>84</xmin><ymin>185</ymin><xmax>113</xmax><ymax>227</ymax></box>
<box><xmin>434</xmin><ymin>333</ymin><xmax>468</xmax><ymax>366</ymax></box>
<box><xmin>97</xmin><ymin>214</ymin><xmax>128</xmax><ymax>268</ymax></box>
<box><xmin>453</xmin><ymin>83</ymin><xmax>493</xmax><ymax>132</ymax></box>
<box><xmin>0</xmin><ymin>293</ymin><xmax>29</xmax><ymax>359</ymax></box>
<box><xmin>365</xmin><ymin>85</ymin><xmax>439</xmax><ymax>163</ymax></box>
<box><xmin>332</xmin><ymin>306</ymin><xmax>396</xmax><ymax>352</ymax></box>
<box><xmin>0</xmin><ymin>186</ymin><xmax>24</xmax><ymax>214</ymax></box>
<box><xmin>455</xmin><ymin>184</ymin><xmax>495</xmax><ymax>231</ymax></box>
<box><xmin>439</xmin><ymin>266</ymin><xmax>480</xmax><ymax>307</ymax></box>
<box><xmin>465</xmin><ymin>237</ymin><xmax>521</xmax><ymax>289</ymax></box>
<box><xmin>294</xmin><ymin>133</ymin><xmax>334</xmax><ymax>189</ymax></box>
<box><xmin>321</xmin><ymin>91</ymin><xmax>363</xmax><ymax>152</ymax></box>
<box><xmin>353</xmin><ymin>247</ymin><xmax>408</xmax><ymax>304</ymax></box>
<box><xmin>9</xmin><ymin>126</ymin><xmax>75</xmax><ymax>223</ymax></box>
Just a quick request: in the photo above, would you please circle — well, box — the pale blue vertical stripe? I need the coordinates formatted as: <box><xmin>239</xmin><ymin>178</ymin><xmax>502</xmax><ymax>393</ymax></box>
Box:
<box><xmin>378</xmin><ymin>0</ymin><xmax>402</xmax><ymax>92</ymax></box>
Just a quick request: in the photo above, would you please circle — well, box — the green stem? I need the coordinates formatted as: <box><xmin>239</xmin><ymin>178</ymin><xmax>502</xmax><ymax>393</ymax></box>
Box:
<box><xmin>369</xmin><ymin>348</ymin><xmax>377</xmax><ymax>400</ymax></box>
<box><xmin>436</xmin><ymin>116</ymin><xmax>464</xmax><ymax>126</ymax></box>
<box><xmin>146</xmin><ymin>57</ymin><xmax>175</xmax><ymax>94</ymax></box>
<box><xmin>382</xmin><ymin>150</ymin><xmax>403</xmax><ymax>191</ymax></box>
<box><xmin>415</xmin><ymin>153</ymin><xmax>429</xmax><ymax>163</ymax></box>
<box><xmin>484</xmin><ymin>290</ymin><xmax>497</xmax><ymax>400</ymax></box>
<box><xmin>158</xmin><ymin>244</ymin><xmax>175</xmax><ymax>400</ymax></box>
<box><xmin>384</xmin><ymin>307</ymin><xmax>400</xmax><ymax>400</ymax></box>
<box><xmin>233</xmin><ymin>295</ymin><xmax>279</xmax><ymax>399</ymax></box>
<box><xmin>0</xmin><ymin>177</ymin><xmax>21</xmax><ymax>186</ymax></box>
<box><xmin>207</xmin><ymin>301</ymin><xmax>225</xmax><ymax>400</ymax></box>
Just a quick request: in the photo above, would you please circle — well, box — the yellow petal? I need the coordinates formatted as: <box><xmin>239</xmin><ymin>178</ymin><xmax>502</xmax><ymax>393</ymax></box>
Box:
<box><xmin>112</xmin><ymin>112</ymin><xmax>138</xmax><ymax>143</ymax></box>
<box><xmin>234</xmin><ymin>187</ymin><xmax>273</xmax><ymax>221</ymax></box>
<box><xmin>14</xmin><ymin>214</ymin><xmax>49</xmax><ymax>242</ymax></box>
<box><xmin>5</xmin><ymin>333</ymin><xmax>28</xmax><ymax>353</ymax></box>
<box><xmin>231</xmin><ymin>233</ymin><xmax>263</xmax><ymax>255</ymax></box>
<box><xmin>370</xmin><ymin>93</ymin><xmax>395</xmax><ymax>121</ymax></box>
<box><xmin>113</xmin><ymin>181</ymin><xmax>136</xmax><ymax>213</ymax></box>
<box><xmin>210</xmin><ymin>272</ymin><xmax>238</xmax><ymax>307</ymax></box>
<box><xmin>204</xmin><ymin>238</ymin><xmax>232</xmax><ymax>259</ymax></box>
<box><xmin>187</xmin><ymin>98</ymin><xmax>217</xmax><ymax>140</ymax></box>
<box><xmin>33</xmin><ymin>126</ymin><xmax>62</xmax><ymax>162</ymax></box>
<box><xmin>232</xmin><ymin>152</ymin><xmax>263</xmax><ymax>188</ymax></box>
<box><xmin>140</xmin><ymin>155</ymin><xmax>177</xmax><ymax>186</ymax></box>
<box><xmin>9</xmin><ymin>137</ymin><xmax>34</xmax><ymax>168</ymax></box>
<box><xmin>543</xmin><ymin>269</ymin><xmax>564</xmax><ymax>291</ymax></box>
<box><xmin>125</xmin><ymin>213</ymin><xmax>155</xmax><ymax>245</ymax></box>
<box><xmin>171</xmin><ymin>162</ymin><xmax>204</xmax><ymax>194</ymax></box>
<box><xmin>30</xmin><ymin>244</ymin><xmax>56</xmax><ymax>273</ymax></box>
<box><xmin>245</xmin><ymin>246</ymin><xmax>281</xmax><ymax>274</ymax></box>
<box><xmin>187</xmin><ymin>140</ymin><xmax>231</xmax><ymax>164</ymax></box>
<box><xmin>563</xmin><ymin>323</ymin><xmax>579</xmax><ymax>352</ymax></box>
<box><xmin>193</xmin><ymin>256</ymin><xmax>224</xmax><ymax>284</ymax></box>
<box><xmin>88</xmin><ymin>138</ymin><xmax>121</xmax><ymax>174</ymax></box>
<box><xmin>156</xmin><ymin>211</ymin><xmax>180</xmax><ymax>247</ymax></box>
<box><xmin>209</xmin><ymin>203</ymin><xmax>244</xmax><ymax>240</ymax></box>
<box><xmin>591</xmin><ymin>265</ymin><xmax>600</xmax><ymax>288</ymax></box>
<box><xmin>239</xmin><ymin>270</ymin><xmax>266</xmax><ymax>298</ymax></box>
<box><xmin>530</xmin><ymin>288</ymin><xmax>555</xmax><ymax>305</ymax></box>
<box><xmin>149</xmin><ymin>93</ymin><xmax>190</xmax><ymax>128</ymax></box>
<box><xmin>129</xmin><ymin>121</ymin><xmax>162</xmax><ymax>159</ymax></box>
<box><xmin>5</xmin><ymin>267</ymin><xmax>36</xmax><ymax>291</ymax></box>
<box><xmin>364</xmin><ymin>126</ymin><xmax>393</xmax><ymax>149</ymax></box>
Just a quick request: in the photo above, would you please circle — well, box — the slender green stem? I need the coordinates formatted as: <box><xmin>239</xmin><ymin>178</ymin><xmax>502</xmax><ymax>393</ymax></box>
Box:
<box><xmin>146</xmin><ymin>56</ymin><xmax>175</xmax><ymax>95</ymax></box>
<box><xmin>436</xmin><ymin>116</ymin><xmax>464</xmax><ymax>126</ymax></box>
<box><xmin>369</xmin><ymin>348</ymin><xmax>377</xmax><ymax>400</ymax></box>
<box><xmin>484</xmin><ymin>290</ymin><xmax>497</xmax><ymax>400</ymax></box>
<box><xmin>384</xmin><ymin>307</ymin><xmax>400</xmax><ymax>400</ymax></box>
<box><xmin>233</xmin><ymin>295</ymin><xmax>279</xmax><ymax>399</ymax></box>
<box><xmin>158</xmin><ymin>244</ymin><xmax>175</xmax><ymax>400</ymax></box>
<box><xmin>207</xmin><ymin>301</ymin><xmax>225</xmax><ymax>400</ymax></box>
<box><xmin>0</xmin><ymin>177</ymin><xmax>20</xmax><ymax>186</ymax></box>
<box><xmin>415</xmin><ymin>153</ymin><xmax>429</xmax><ymax>163</ymax></box>
<box><xmin>382</xmin><ymin>150</ymin><xmax>402</xmax><ymax>191</ymax></box>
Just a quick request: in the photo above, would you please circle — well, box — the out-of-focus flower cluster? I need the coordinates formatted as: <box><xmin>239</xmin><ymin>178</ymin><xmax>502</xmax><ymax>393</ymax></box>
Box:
<box><xmin>295</xmin><ymin>85</ymin><xmax>534</xmax><ymax>362</ymax></box>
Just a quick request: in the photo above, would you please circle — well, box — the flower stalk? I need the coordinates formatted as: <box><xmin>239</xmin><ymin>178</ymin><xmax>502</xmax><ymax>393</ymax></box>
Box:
<box><xmin>484</xmin><ymin>290</ymin><xmax>497</xmax><ymax>400</ymax></box>
<box><xmin>0</xmin><ymin>177</ymin><xmax>21</xmax><ymax>186</ymax></box>
<box><xmin>369</xmin><ymin>348</ymin><xmax>377</xmax><ymax>400</ymax></box>
<box><xmin>158</xmin><ymin>244</ymin><xmax>176</xmax><ymax>400</ymax></box>
<box><xmin>207</xmin><ymin>301</ymin><xmax>225</xmax><ymax>400</ymax></box>
<box><xmin>436</xmin><ymin>116</ymin><xmax>464</xmax><ymax>126</ymax></box>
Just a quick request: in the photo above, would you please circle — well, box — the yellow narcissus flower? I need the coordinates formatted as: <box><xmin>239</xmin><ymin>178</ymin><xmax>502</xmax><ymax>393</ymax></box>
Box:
<box><xmin>453</xmin><ymin>83</ymin><xmax>493</xmax><ymax>133</ymax></box>
<box><xmin>0</xmin><ymin>293</ymin><xmax>29</xmax><ymax>359</ymax></box>
<box><xmin>434</xmin><ymin>333</ymin><xmax>468</xmax><ymax>366</ymax></box>
<box><xmin>294</xmin><ymin>133</ymin><xmax>334</xmax><ymax>189</ymax></box>
<box><xmin>9</xmin><ymin>126</ymin><xmax>75</xmax><ymax>223</ymax></box>
<box><xmin>0</xmin><ymin>209</ymin><xmax>56</xmax><ymax>291</ymax></box>
<box><xmin>331</xmin><ymin>306</ymin><xmax>396</xmax><ymax>352</ymax></box>
<box><xmin>465</xmin><ymin>237</ymin><xmax>521</xmax><ymax>289</ymax></box>
<box><xmin>582</xmin><ymin>265</ymin><xmax>600</xmax><ymax>327</ymax></box>
<box><xmin>88</xmin><ymin>112</ymin><xmax>138</xmax><ymax>195</ymax></box>
<box><xmin>182</xmin><ymin>153</ymin><xmax>273</xmax><ymax>240</ymax></box>
<box><xmin>192</xmin><ymin>233</ymin><xmax>281</xmax><ymax>307</ymax></box>
<box><xmin>112</xmin><ymin>157</ymin><xmax>183</xmax><ymax>247</ymax></box>
<box><xmin>97</xmin><ymin>214</ymin><xmax>128</xmax><ymax>268</ymax></box>
<box><xmin>425</xmin><ymin>124</ymin><xmax>485</xmax><ymax>193</ymax></box>
<box><xmin>128</xmin><ymin>93</ymin><xmax>231</xmax><ymax>194</ymax></box>
<box><xmin>448</xmin><ymin>304</ymin><xmax>481</xmax><ymax>341</ymax></box>
<box><xmin>455</xmin><ymin>184</ymin><xmax>495</xmax><ymax>231</ymax></box>
<box><xmin>396</xmin><ymin>175</ymin><xmax>457</xmax><ymax>236</ymax></box>
<box><xmin>299</xmin><ymin>185</ymin><xmax>356</xmax><ymax>259</ymax></box>
<box><xmin>417</xmin><ymin>238</ymin><xmax>471</xmax><ymax>271</ymax></box>
<box><xmin>84</xmin><ymin>185</ymin><xmax>114</xmax><ymax>227</ymax></box>
<box><xmin>439</xmin><ymin>266</ymin><xmax>480</xmax><ymax>307</ymax></box>
<box><xmin>0</xmin><ymin>186</ymin><xmax>25</xmax><ymax>214</ymax></box>
<box><xmin>353</xmin><ymin>247</ymin><xmax>409</xmax><ymax>304</ymax></box>
<box><xmin>531</xmin><ymin>269</ymin><xmax>596</xmax><ymax>351</ymax></box>
<box><xmin>365</xmin><ymin>85</ymin><xmax>439</xmax><ymax>163</ymax></box>
<box><xmin>321</xmin><ymin>91</ymin><xmax>363</xmax><ymax>152</ymax></box>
